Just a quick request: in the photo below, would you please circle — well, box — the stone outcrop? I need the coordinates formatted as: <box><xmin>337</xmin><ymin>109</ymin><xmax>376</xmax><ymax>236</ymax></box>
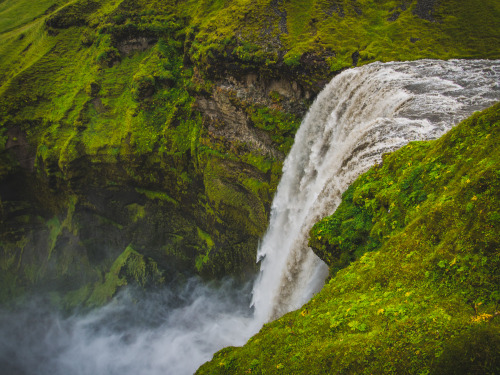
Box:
<box><xmin>0</xmin><ymin>0</ymin><xmax>499</xmax><ymax>307</ymax></box>
<box><xmin>413</xmin><ymin>0</ymin><xmax>439</xmax><ymax>21</ymax></box>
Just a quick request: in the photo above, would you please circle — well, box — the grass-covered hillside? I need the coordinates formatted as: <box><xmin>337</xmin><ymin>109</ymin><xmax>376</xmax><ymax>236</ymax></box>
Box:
<box><xmin>183</xmin><ymin>0</ymin><xmax>500</xmax><ymax>84</ymax></box>
<box><xmin>0</xmin><ymin>0</ymin><xmax>499</xmax><ymax>306</ymax></box>
<box><xmin>197</xmin><ymin>103</ymin><xmax>500</xmax><ymax>374</ymax></box>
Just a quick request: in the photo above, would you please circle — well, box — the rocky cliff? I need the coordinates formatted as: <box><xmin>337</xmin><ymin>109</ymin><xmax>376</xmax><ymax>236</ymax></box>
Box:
<box><xmin>0</xmin><ymin>0</ymin><xmax>499</xmax><ymax>306</ymax></box>
<box><xmin>197</xmin><ymin>100</ymin><xmax>500</xmax><ymax>375</ymax></box>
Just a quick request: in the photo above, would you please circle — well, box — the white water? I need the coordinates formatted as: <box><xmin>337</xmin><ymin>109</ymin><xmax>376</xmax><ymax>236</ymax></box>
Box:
<box><xmin>0</xmin><ymin>280</ymin><xmax>258</xmax><ymax>375</ymax></box>
<box><xmin>251</xmin><ymin>59</ymin><xmax>500</xmax><ymax>322</ymax></box>
<box><xmin>1</xmin><ymin>60</ymin><xmax>499</xmax><ymax>374</ymax></box>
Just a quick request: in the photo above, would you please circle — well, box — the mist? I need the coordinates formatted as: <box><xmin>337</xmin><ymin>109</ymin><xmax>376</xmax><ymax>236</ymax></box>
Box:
<box><xmin>2</xmin><ymin>59</ymin><xmax>498</xmax><ymax>375</ymax></box>
<box><xmin>0</xmin><ymin>279</ymin><xmax>258</xmax><ymax>375</ymax></box>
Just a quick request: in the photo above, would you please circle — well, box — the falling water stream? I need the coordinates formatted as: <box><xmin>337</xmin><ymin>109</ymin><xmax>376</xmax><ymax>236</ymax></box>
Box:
<box><xmin>0</xmin><ymin>60</ymin><xmax>499</xmax><ymax>374</ymax></box>
<box><xmin>251</xmin><ymin>59</ymin><xmax>500</xmax><ymax>322</ymax></box>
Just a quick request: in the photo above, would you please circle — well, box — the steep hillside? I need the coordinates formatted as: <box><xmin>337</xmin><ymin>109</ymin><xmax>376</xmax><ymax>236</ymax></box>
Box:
<box><xmin>1</xmin><ymin>0</ymin><xmax>499</xmax><ymax>305</ymax></box>
<box><xmin>197</xmin><ymin>103</ymin><xmax>500</xmax><ymax>374</ymax></box>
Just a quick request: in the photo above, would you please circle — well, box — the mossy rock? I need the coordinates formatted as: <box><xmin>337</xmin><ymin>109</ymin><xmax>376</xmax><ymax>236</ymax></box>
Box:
<box><xmin>431</xmin><ymin>323</ymin><xmax>500</xmax><ymax>375</ymax></box>
<box><xmin>1</xmin><ymin>0</ymin><xmax>500</xmax><ymax>310</ymax></box>
<box><xmin>197</xmin><ymin>104</ymin><xmax>500</xmax><ymax>374</ymax></box>
<box><xmin>45</xmin><ymin>0</ymin><xmax>100</xmax><ymax>29</ymax></box>
<box><xmin>86</xmin><ymin>245</ymin><xmax>164</xmax><ymax>307</ymax></box>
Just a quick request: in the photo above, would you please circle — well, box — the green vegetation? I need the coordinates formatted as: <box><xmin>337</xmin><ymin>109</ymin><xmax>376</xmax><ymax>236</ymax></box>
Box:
<box><xmin>247</xmin><ymin>106</ymin><xmax>301</xmax><ymax>154</ymax></box>
<box><xmin>0</xmin><ymin>0</ymin><xmax>499</xmax><ymax>306</ymax></box>
<box><xmin>86</xmin><ymin>245</ymin><xmax>164</xmax><ymax>307</ymax></box>
<box><xmin>181</xmin><ymin>0</ymin><xmax>500</xmax><ymax>84</ymax></box>
<box><xmin>0</xmin><ymin>0</ymin><xmax>65</xmax><ymax>34</ymax></box>
<box><xmin>0</xmin><ymin>0</ymin><xmax>498</xmax><ymax>371</ymax></box>
<box><xmin>0</xmin><ymin>0</ymin><xmax>288</xmax><ymax>301</ymax></box>
<box><xmin>197</xmin><ymin>103</ymin><xmax>500</xmax><ymax>374</ymax></box>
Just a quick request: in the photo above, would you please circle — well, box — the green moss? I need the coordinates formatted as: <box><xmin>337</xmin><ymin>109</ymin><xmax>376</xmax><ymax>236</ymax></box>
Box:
<box><xmin>197</xmin><ymin>104</ymin><xmax>500</xmax><ymax>374</ymax></box>
<box><xmin>180</xmin><ymin>0</ymin><xmax>500</xmax><ymax>87</ymax></box>
<box><xmin>0</xmin><ymin>0</ymin><xmax>65</xmax><ymax>34</ymax></box>
<box><xmin>247</xmin><ymin>106</ymin><xmax>301</xmax><ymax>155</ymax></box>
<box><xmin>0</xmin><ymin>239</ymin><xmax>27</xmax><ymax>302</ymax></box>
<box><xmin>87</xmin><ymin>245</ymin><xmax>164</xmax><ymax>307</ymax></box>
<box><xmin>431</xmin><ymin>323</ymin><xmax>500</xmax><ymax>375</ymax></box>
<box><xmin>61</xmin><ymin>283</ymin><xmax>92</xmax><ymax>310</ymax></box>
<box><xmin>46</xmin><ymin>217</ymin><xmax>62</xmax><ymax>258</ymax></box>
<box><xmin>197</xmin><ymin>226</ymin><xmax>215</xmax><ymax>248</ymax></box>
<box><xmin>126</xmin><ymin>203</ymin><xmax>146</xmax><ymax>223</ymax></box>
<box><xmin>203</xmin><ymin>157</ymin><xmax>267</xmax><ymax>237</ymax></box>
<box><xmin>195</xmin><ymin>227</ymin><xmax>215</xmax><ymax>272</ymax></box>
<box><xmin>1</xmin><ymin>0</ymin><xmax>499</xmax><ymax>309</ymax></box>
<box><xmin>87</xmin><ymin>250</ymin><xmax>129</xmax><ymax>307</ymax></box>
<box><xmin>135</xmin><ymin>187</ymin><xmax>179</xmax><ymax>205</ymax></box>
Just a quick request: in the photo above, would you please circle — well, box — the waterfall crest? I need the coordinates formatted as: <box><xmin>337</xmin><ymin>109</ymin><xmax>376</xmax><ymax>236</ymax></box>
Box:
<box><xmin>1</xmin><ymin>60</ymin><xmax>499</xmax><ymax>375</ymax></box>
<box><xmin>251</xmin><ymin>59</ymin><xmax>500</xmax><ymax>322</ymax></box>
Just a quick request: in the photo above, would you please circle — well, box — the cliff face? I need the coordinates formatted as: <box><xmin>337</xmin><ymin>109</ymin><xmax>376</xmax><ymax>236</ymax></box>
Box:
<box><xmin>197</xmin><ymin>101</ymin><xmax>500</xmax><ymax>375</ymax></box>
<box><xmin>0</xmin><ymin>0</ymin><xmax>499</xmax><ymax>305</ymax></box>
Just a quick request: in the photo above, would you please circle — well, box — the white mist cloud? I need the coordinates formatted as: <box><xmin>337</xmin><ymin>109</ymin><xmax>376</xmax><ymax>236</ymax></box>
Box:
<box><xmin>0</xmin><ymin>279</ymin><xmax>259</xmax><ymax>375</ymax></box>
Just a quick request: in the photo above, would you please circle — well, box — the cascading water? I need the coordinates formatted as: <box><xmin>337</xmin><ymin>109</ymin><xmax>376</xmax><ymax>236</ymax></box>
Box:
<box><xmin>251</xmin><ymin>59</ymin><xmax>500</xmax><ymax>322</ymax></box>
<box><xmin>0</xmin><ymin>60</ymin><xmax>498</xmax><ymax>375</ymax></box>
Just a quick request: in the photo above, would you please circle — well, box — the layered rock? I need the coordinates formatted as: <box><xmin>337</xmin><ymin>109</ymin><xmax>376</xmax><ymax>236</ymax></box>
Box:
<box><xmin>0</xmin><ymin>0</ymin><xmax>499</xmax><ymax>306</ymax></box>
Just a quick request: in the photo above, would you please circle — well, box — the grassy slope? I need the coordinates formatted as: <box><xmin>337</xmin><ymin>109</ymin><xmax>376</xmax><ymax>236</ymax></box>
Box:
<box><xmin>0</xmin><ymin>0</ymin><xmax>297</xmax><ymax>303</ymax></box>
<box><xmin>1</xmin><ymin>0</ymin><xmax>499</xmax><ymax>179</ymax></box>
<box><xmin>0</xmin><ymin>0</ymin><xmax>64</xmax><ymax>33</ymax></box>
<box><xmin>180</xmin><ymin>0</ymin><xmax>500</xmax><ymax>79</ymax></box>
<box><xmin>0</xmin><ymin>0</ymin><xmax>499</xmax><ymax>304</ymax></box>
<box><xmin>197</xmin><ymin>103</ymin><xmax>500</xmax><ymax>374</ymax></box>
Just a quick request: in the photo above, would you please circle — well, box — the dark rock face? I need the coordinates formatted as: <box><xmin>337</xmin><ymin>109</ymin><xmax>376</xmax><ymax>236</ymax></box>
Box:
<box><xmin>117</xmin><ymin>37</ymin><xmax>157</xmax><ymax>55</ymax></box>
<box><xmin>351</xmin><ymin>51</ymin><xmax>360</xmax><ymax>66</ymax></box>
<box><xmin>0</xmin><ymin>166</ymin><xmax>215</xmax><ymax>304</ymax></box>
<box><xmin>388</xmin><ymin>1</ymin><xmax>411</xmax><ymax>21</ymax></box>
<box><xmin>196</xmin><ymin>92</ymin><xmax>278</xmax><ymax>159</ymax></box>
<box><xmin>196</xmin><ymin>72</ymin><xmax>309</xmax><ymax>138</ymax></box>
<box><xmin>2</xmin><ymin>0</ymin><xmax>499</xmax><ymax>307</ymax></box>
<box><xmin>0</xmin><ymin>60</ymin><xmax>313</xmax><ymax>304</ymax></box>
<box><xmin>45</xmin><ymin>0</ymin><xmax>99</xmax><ymax>29</ymax></box>
<box><xmin>413</xmin><ymin>0</ymin><xmax>439</xmax><ymax>21</ymax></box>
<box><xmin>298</xmin><ymin>51</ymin><xmax>337</xmax><ymax>92</ymax></box>
<box><xmin>387</xmin><ymin>11</ymin><xmax>401</xmax><ymax>21</ymax></box>
<box><xmin>5</xmin><ymin>127</ymin><xmax>35</xmax><ymax>171</ymax></box>
<box><xmin>270</xmin><ymin>0</ymin><xmax>288</xmax><ymax>35</ymax></box>
<box><xmin>323</xmin><ymin>0</ymin><xmax>345</xmax><ymax>17</ymax></box>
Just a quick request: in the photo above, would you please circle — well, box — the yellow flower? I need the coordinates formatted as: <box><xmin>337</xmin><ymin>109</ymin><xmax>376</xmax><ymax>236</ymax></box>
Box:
<box><xmin>377</xmin><ymin>308</ymin><xmax>385</xmax><ymax>315</ymax></box>
<box><xmin>471</xmin><ymin>195</ymin><xmax>477</xmax><ymax>201</ymax></box>
<box><xmin>472</xmin><ymin>313</ymin><xmax>493</xmax><ymax>323</ymax></box>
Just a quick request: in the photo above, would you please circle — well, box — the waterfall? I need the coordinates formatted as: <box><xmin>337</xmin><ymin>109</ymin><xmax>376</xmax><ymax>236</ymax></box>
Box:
<box><xmin>0</xmin><ymin>60</ymin><xmax>499</xmax><ymax>375</ymax></box>
<box><xmin>251</xmin><ymin>59</ymin><xmax>500</xmax><ymax>322</ymax></box>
